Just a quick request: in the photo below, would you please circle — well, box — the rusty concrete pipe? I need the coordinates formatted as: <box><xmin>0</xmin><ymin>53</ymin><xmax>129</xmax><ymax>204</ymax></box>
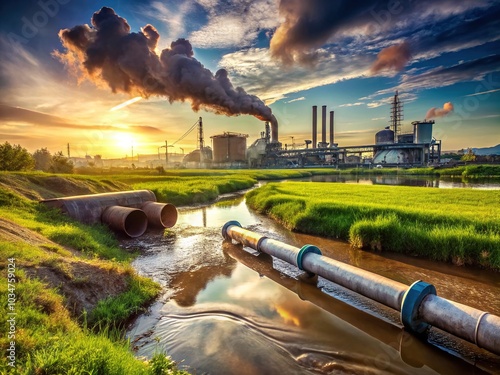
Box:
<box><xmin>40</xmin><ymin>190</ymin><xmax>156</xmax><ymax>224</ymax></box>
<box><xmin>101</xmin><ymin>206</ymin><xmax>148</xmax><ymax>238</ymax></box>
<box><xmin>222</xmin><ymin>221</ymin><xmax>500</xmax><ymax>356</ymax></box>
<box><xmin>141</xmin><ymin>201</ymin><xmax>178</xmax><ymax>228</ymax></box>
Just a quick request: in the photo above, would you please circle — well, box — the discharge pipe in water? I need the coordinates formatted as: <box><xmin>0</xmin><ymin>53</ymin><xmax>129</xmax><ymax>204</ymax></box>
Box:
<box><xmin>222</xmin><ymin>221</ymin><xmax>500</xmax><ymax>356</ymax></box>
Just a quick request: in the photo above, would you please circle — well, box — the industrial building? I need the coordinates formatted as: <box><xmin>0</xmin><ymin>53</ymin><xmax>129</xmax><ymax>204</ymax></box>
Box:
<box><xmin>179</xmin><ymin>92</ymin><xmax>441</xmax><ymax>169</ymax></box>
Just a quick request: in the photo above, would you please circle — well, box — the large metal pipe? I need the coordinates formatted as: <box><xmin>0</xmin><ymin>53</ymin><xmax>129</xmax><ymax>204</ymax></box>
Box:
<box><xmin>222</xmin><ymin>221</ymin><xmax>500</xmax><ymax>356</ymax></box>
<box><xmin>40</xmin><ymin>190</ymin><xmax>156</xmax><ymax>224</ymax></box>
<box><xmin>312</xmin><ymin>106</ymin><xmax>317</xmax><ymax>148</ymax></box>
<box><xmin>141</xmin><ymin>201</ymin><xmax>178</xmax><ymax>228</ymax></box>
<box><xmin>321</xmin><ymin>105</ymin><xmax>327</xmax><ymax>145</ymax></box>
<box><xmin>329</xmin><ymin>110</ymin><xmax>334</xmax><ymax>146</ymax></box>
<box><xmin>221</xmin><ymin>242</ymin><xmax>489</xmax><ymax>374</ymax></box>
<box><xmin>101</xmin><ymin>206</ymin><xmax>148</xmax><ymax>238</ymax></box>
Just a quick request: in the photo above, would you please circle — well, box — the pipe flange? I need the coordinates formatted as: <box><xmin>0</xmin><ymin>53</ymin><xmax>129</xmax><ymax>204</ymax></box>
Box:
<box><xmin>222</xmin><ymin>220</ymin><xmax>241</xmax><ymax>240</ymax></box>
<box><xmin>297</xmin><ymin>245</ymin><xmax>322</xmax><ymax>271</ymax></box>
<box><xmin>400</xmin><ymin>280</ymin><xmax>436</xmax><ymax>334</ymax></box>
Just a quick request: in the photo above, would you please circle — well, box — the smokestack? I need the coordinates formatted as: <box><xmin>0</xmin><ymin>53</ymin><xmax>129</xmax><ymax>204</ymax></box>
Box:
<box><xmin>270</xmin><ymin>115</ymin><xmax>279</xmax><ymax>143</ymax></box>
<box><xmin>312</xmin><ymin>106</ymin><xmax>317</xmax><ymax>148</ymax></box>
<box><xmin>329</xmin><ymin>110</ymin><xmax>334</xmax><ymax>146</ymax></box>
<box><xmin>321</xmin><ymin>105</ymin><xmax>327</xmax><ymax>146</ymax></box>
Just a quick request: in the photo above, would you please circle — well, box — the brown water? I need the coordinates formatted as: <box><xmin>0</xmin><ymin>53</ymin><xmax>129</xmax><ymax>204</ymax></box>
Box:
<box><xmin>126</xmin><ymin>195</ymin><xmax>500</xmax><ymax>375</ymax></box>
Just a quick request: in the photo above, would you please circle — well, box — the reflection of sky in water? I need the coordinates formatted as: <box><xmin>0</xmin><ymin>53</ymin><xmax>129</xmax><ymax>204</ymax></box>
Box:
<box><xmin>129</xmin><ymin>191</ymin><xmax>500</xmax><ymax>374</ymax></box>
<box><xmin>178</xmin><ymin>199</ymin><xmax>261</xmax><ymax>227</ymax></box>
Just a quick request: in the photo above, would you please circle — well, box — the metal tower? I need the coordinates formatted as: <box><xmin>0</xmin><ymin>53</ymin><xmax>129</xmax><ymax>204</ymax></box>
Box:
<box><xmin>390</xmin><ymin>91</ymin><xmax>403</xmax><ymax>138</ymax></box>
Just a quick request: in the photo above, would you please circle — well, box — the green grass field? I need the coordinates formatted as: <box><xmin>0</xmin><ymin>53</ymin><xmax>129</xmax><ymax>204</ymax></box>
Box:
<box><xmin>246</xmin><ymin>182</ymin><xmax>500</xmax><ymax>270</ymax></box>
<box><xmin>0</xmin><ymin>180</ymin><xmax>188</xmax><ymax>374</ymax></box>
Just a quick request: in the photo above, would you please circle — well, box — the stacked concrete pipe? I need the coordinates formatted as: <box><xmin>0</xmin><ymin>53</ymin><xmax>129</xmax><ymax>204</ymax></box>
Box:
<box><xmin>40</xmin><ymin>190</ymin><xmax>178</xmax><ymax>237</ymax></box>
<box><xmin>222</xmin><ymin>221</ymin><xmax>500</xmax><ymax>356</ymax></box>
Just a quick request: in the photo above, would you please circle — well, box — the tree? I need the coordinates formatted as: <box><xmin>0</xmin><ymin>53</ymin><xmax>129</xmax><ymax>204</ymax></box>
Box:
<box><xmin>50</xmin><ymin>151</ymin><xmax>74</xmax><ymax>174</ymax></box>
<box><xmin>33</xmin><ymin>148</ymin><xmax>52</xmax><ymax>171</ymax></box>
<box><xmin>0</xmin><ymin>142</ymin><xmax>34</xmax><ymax>171</ymax></box>
<box><xmin>461</xmin><ymin>148</ymin><xmax>476</xmax><ymax>162</ymax></box>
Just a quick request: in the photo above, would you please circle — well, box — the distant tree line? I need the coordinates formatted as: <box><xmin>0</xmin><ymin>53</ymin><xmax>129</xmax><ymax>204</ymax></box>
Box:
<box><xmin>0</xmin><ymin>142</ymin><xmax>74</xmax><ymax>173</ymax></box>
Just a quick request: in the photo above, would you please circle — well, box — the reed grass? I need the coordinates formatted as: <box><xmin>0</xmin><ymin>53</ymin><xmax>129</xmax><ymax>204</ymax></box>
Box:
<box><xmin>246</xmin><ymin>182</ymin><xmax>500</xmax><ymax>270</ymax></box>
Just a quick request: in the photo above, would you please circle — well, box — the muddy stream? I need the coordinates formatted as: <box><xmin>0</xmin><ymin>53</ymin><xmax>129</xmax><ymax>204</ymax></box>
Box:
<box><xmin>125</xmin><ymin>181</ymin><xmax>500</xmax><ymax>375</ymax></box>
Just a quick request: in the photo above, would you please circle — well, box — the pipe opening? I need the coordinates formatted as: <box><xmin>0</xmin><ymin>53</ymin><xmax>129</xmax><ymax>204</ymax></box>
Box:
<box><xmin>124</xmin><ymin>209</ymin><xmax>149</xmax><ymax>237</ymax></box>
<box><xmin>141</xmin><ymin>201</ymin><xmax>178</xmax><ymax>228</ymax></box>
<box><xmin>101</xmin><ymin>206</ymin><xmax>148</xmax><ymax>238</ymax></box>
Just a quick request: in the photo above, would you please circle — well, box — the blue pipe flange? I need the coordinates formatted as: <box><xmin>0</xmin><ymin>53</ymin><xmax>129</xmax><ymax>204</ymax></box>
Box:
<box><xmin>222</xmin><ymin>220</ymin><xmax>241</xmax><ymax>240</ymax></box>
<box><xmin>400</xmin><ymin>280</ymin><xmax>436</xmax><ymax>334</ymax></box>
<box><xmin>297</xmin><ymin>245</ymin><xmax>322</xmax><ymax>271</ymax></box>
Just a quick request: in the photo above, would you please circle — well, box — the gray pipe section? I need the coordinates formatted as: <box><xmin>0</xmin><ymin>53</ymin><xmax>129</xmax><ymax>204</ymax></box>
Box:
<box><xmin>420</xmin><ymin>295</ymin><xmax>500</xmax><ymax>354</ymax></box>
<box><xmin>141</xmin><ymin>201</ymin><xmax>178</xmax><ymax>228</ymax></box>
<box><xmin>40</xmin><ymin>190</ymin><xmax>156</xmax><ymax>224</ymax></box>
<box><xmin>101</xmin><ymin>206</ymin><xmax>148</xmax><ymax>238</ymax></box>
<box><xmin>222</xmin><ymin>221</ymin><xmax>500</xmax><ymax>356</ymax></box>
<box><xmin>302</xmin><ymin>253</ymin><xmax>406</xmax><ymax>310</ymax></box>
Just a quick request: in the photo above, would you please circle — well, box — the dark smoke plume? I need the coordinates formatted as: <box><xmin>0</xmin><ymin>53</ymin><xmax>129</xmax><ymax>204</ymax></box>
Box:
<box><xmin>56</xmin><ymin>7</ymin><xmax>278</xmax><ymax>139</ymax></box>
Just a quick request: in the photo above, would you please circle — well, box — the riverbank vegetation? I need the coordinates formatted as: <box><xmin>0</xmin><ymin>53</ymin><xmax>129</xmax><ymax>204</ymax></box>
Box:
<box><xmin>1</xmin><ymin>168</ymin><xmax>499</xmax><ymax>372</ymax></box>
<box><xmin>246</xmin><ymin>182</ymin><xmax>500</xmax><ymax>270</ymax></box>
<box><xmin>0</xmin><ymin>181</ymin><xmax>188</xmax><ymax>373</ymax></box>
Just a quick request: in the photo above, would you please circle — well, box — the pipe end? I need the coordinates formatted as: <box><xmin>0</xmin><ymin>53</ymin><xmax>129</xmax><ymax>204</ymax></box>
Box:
<box><xmin>222</xmin><ymin>220</ymin><xmax>241</xmax><ymax>240</ymax></box>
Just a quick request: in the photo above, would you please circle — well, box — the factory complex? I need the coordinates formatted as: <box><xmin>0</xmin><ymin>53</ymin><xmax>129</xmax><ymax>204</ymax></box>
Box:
<box><xmin>180</xmin><ymin>91</ymin><xmax>442</xmax><ymax>169</ymax></box>
<box><xmin>73</xmin><ymin>92</ymin><xmax>442</xmax><ymax>170</ymax></box>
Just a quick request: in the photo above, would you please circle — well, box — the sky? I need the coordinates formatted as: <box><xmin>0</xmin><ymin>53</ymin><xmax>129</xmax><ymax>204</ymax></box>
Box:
<box><xmin>0</xmin><ymin>0</ymin><xmax>499</xmax><ymax>158</ymax></box>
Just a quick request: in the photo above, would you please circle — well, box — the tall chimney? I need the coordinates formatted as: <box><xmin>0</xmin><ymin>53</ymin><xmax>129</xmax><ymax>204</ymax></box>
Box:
<box><xmin>330</xmin><ymin>110</ymin><xmax>334</xmax><ymax>146</ymax></box>
<box><xmin>322</xmin><ymin>105</ymin><xmax>327</xmax><ymax>146</ymax></box>
<box><xmin>312</xmin><ymin>106</ymin><xmax>317</xmax><ymax>148</ymax></box>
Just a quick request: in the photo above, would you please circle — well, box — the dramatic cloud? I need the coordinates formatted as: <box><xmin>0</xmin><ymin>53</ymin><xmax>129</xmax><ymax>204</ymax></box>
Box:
<box><xmin>370</xmin><ymin>42</ymin><xmax>411</xmax><ymax>75</ymax></box>
<box><xmin>367</xmin><ymin>55</ymin><xmax>500</xmax><ymax>100</ymax></box>
<box><xmin>219</xmin><ymin>47</ymin><xmax>372</xmax><ymax>104</ymax></box>
<box><xmin>269</xmin><ymin>0</ymin><xmax>497</xmax><ymax>66</ymax></box>
<box><xmin>56</xmin><ymin>7</ymin><xmax>278</xmax><ymax>140</ymax></box>
<box><xmin>426</xmin><ymin>102</ymin><xmax>454</xmax><ymax>119</ymax></box>
<box><xmin>189</xmin><ymin>0</ymin><xmax>278</xmax><ymax>48</ymax></box>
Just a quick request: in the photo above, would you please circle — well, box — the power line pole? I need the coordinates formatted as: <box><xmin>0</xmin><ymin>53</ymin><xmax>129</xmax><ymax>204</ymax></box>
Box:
<box><xmin>67</xmin><ymin>143</ymin><xmax>70</xmax><ymax>158</ymax></box>
<box><xmin>198</xmin><ymin>117</ymin><xmax>204</xmax><ymax>162</ymax></box>
<box><xmin>165</xmin><ymin>140</ymin><xmax>168</xmax><ymax>165</ymax></box>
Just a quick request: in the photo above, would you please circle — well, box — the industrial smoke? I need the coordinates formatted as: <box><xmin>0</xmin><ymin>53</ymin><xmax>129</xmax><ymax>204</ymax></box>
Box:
<box><xmin>56</xmin><ymin>7</ymin><xmax>278</xmax><ymax>141</ymax></box>
<box><xmin>426</xmin><ymin>102</ymin><xmax>454</xmax><ymax>119</ymax></box>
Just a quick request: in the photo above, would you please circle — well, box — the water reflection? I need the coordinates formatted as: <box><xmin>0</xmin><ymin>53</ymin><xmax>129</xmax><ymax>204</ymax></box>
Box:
<box><xmin>126</xmin><ymin>191</ymin><xmax>500</xmax><ymax>374</ymax></box>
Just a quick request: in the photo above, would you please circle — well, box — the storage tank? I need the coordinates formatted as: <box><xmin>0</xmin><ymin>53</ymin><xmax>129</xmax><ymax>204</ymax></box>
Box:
<box><xmin>413</xmin><ymin>120</ymin><xmax>434</xmax><ymax>144</ymax></box>
<box><xmin>211</xmin><ymin>132</ymin><xmax>248</xmax><ymax>162</ymax></box>
<box><xmin>375</xmin><ymin>129</ymin><xmax>394</xmax><ymax>144</ymax></box>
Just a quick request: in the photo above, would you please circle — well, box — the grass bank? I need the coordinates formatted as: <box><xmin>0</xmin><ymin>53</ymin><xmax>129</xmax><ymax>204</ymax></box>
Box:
<box><xmin>0</xmin><ymin>182</ymin><xmax>188</xmax><ymax>373</ymax></box>
<box><xmin>246</xmin><ymin>182</ymin><xmax>500</xmax><ymax>270</ymax></box>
